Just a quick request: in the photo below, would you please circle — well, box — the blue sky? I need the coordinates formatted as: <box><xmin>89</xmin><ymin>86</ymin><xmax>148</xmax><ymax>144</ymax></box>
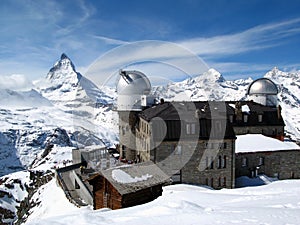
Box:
<box><xmin>1</xmin><ymin>0</ymin><xmax>300</xmax><ymax>89</ymax></box>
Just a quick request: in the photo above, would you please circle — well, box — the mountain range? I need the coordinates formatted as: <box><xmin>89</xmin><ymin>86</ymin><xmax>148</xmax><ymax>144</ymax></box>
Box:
<box><xmin>1</xmin><ymin>54</ymin><xmax>300</xmax><ymax>177</ymax></box>
<box><xmin>0</xmin><ymin>53</ymin><xmax>299</xmax><ymax>224</ymax></box>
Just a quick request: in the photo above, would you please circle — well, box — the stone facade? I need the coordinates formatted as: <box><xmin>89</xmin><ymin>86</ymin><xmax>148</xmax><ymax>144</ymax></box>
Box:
<box><xmin>123</xmin><ymin>100</ymin><xmax>291</xmax><ymax>190</ymax></box>
<box><xmin>135</xmin><ymin>113</ymin><xmax>236</xmax><ymax>189</ymax></box>
<box><xmin>138</xmin><ymin>139</ymin><xmax>235</xmax><ymax>189</ymax></box>
<box><xmin>118</xmin><ymin>111</ymin><xmax>140</xmax><ymax>161</ymax></box>
<box><xmin>236</xmin><ymin>150</ymin><xmax>300</xmax><ymax>179</ymax></box>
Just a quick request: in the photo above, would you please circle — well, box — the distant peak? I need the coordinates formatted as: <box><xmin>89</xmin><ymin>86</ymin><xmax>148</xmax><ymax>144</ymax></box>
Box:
<box><xmin>46</xmin><ymin>54</ymin><xmax>80</xmax><ymax>81</ymax></box>
<box><xmin>206</xmin><ymin>68</ymin><xmax>225</xmax><ymax>82</ymax></box>
<box><xmin>61</xmin><ymin>53</ymin><xmax>70</xmax><ymax>60</ymax></box>
<box><xmin>271</xmin><ymin>67</ymin><xmax>279</xmax><ymax>73</ymax></box>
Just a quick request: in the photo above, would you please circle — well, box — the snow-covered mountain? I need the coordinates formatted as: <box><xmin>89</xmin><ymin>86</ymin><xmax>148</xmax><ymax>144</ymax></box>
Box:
<box><xmin>153</xmin><ymin>68</ymin><xmax>253</xmax><ymax>101</ymax></box>
<box><xmin>0</xmin><ymin>54</ymin><xmax>119</xmax><ymax>177</ymax></box>
<box><xmin>154</xmin><ymin>68</ymin><xmax>300</xmax><ymax>141</ymax></box>
<box><xmin>1</xmin><ymin>53</ymin><xmax>300</xmax><ymax>224</ymax></box>
<box><xmin>264</xmin><ymin>67</ymin><xmax>300</xmax><ymax>139</ymax></box>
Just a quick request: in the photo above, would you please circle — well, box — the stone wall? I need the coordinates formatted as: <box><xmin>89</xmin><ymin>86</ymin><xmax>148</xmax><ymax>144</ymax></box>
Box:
<box><xmin>236</xmin><ymin>150</ymin><xmax>300</xmax><ymax>179</ymax></box>
<box><xmin>118</xmin><ymin>111</ymin><xmax>140</xmax><ymax>160</ymax></box>
<box><xmin>152</xmin><ymin>139</ymin><xmax>235</xmax><ymax>189</ymax></box>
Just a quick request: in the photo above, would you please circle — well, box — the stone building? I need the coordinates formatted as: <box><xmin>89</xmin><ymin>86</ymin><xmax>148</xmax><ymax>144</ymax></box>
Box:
<box><xmin>235</xmin><ymin>134</ymin><xmax>300</xmax><ymax>179</ymax></box>
<box><xmin>136</xmin><ymin>101</ymin><xmax>236</xmax><ymax>189</ymax></box>
<box><xmin>116</xmin><ymin>69</ymin><xmax>299</xmax><ymax>190</ymax></box>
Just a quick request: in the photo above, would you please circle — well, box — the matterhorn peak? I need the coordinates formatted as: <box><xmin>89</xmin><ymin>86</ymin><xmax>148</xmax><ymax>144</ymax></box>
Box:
<box><xmin>46</xmin><ymin>53</ymin><xmax>81</xmax><ymax>83</ymax></box>
<box><xmin>60</xmin><ymin>53</ymin><xmax>70</xmax><ymax>60</ymax></box>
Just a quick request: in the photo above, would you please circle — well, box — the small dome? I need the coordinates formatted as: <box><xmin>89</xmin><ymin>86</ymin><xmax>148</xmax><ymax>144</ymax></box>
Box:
<box><xmin>117</xmin><ymin>70</ymin><xmax>151</xmax><ymax>95</ymax></box>
<box><xmin>247</xmin><ymin>78</ymin><xmax>278</xmax><ymax>95</ymax></box>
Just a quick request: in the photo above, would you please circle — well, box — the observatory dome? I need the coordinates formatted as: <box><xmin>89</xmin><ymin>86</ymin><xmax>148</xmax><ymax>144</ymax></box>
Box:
<box><xmin>117</xmin><ymin>70</ymin><xmax>151</xmax><ymax>95</ymax></box>
<box><xmin>247</xmin><ymin>78</ymin><xmax>278</xmax><ymax>95</ymax></box>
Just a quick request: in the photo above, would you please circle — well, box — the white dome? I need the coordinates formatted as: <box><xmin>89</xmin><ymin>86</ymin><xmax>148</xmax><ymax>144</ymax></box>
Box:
<box><xmin>247</xmin><ymin>78</ymin><xmax>278</xmax><ymax>95</ymax></box>
<box><xmin>117</xmin><ymin>70</ymin><xmax>151</xmax><ymax>95</ymax></box>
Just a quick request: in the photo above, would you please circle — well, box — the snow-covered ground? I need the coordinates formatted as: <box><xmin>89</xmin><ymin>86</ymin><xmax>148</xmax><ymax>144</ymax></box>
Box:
<box><xmin>24</xmin><ymin>179</ymin><xmax>300</xmax><ymax>225</ymax></box>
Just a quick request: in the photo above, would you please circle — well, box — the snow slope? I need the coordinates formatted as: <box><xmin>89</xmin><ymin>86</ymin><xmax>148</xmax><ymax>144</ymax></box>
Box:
<box><xmin>24</xmin><ymin>180</ymin><xmax>300</xmax><ymax>225</ymax></box>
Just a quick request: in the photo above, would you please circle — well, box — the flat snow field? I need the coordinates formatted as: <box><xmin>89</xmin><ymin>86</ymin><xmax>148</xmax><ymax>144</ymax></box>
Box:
<box><xmin>25</xmin><ymin>179</ymin><xmax>300</xmax><ymax>225</ymax></box>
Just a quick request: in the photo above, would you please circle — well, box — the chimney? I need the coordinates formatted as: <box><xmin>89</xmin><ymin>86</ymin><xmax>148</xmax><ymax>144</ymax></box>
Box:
<box><xmin>277</xmin><ymin>105</ymin><xmax>282</xmax><ymax>119</ymax></box>
<box><xmin>235</xmin><ymin>102</ymin><xmax>242</xmax><ymax>121</ymax></box>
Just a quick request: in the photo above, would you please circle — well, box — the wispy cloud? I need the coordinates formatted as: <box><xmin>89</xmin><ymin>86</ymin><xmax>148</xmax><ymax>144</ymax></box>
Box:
<box><xmin>179</xmin><ymin>18</ymin><xmax>300</xmax><ymax>57</ymax></box>
<box><xmin>85</xmin><ymin>40</ymin><xmax>209</xmax><ymax>86</ymax></box>
<box><xmin>84</xmin><ymin>18</ymin><xmax>300</xmax><ymax>85</ymax></box>
<box><xmin>91</xmin><ymin>35</ymin><xmax>129</xmax><ymax>45</ymax></box>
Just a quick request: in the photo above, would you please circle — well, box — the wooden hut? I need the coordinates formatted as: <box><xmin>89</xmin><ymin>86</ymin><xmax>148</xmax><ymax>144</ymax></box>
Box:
<box><xmin>87</xmin><ymin>161</ymin><xmax>169</xmax><ymax>210</ymax></box>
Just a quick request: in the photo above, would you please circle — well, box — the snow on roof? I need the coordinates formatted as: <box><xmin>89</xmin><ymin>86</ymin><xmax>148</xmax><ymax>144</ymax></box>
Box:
<box><xmin>242</xmin><ymin>104</ymin><xmax>250</xmax><ymax>113</ymax></box>
<box><xmin>97</xmin><ymin>161</ymin><xmax>170</xmax><ymax>195</ymax></box>
<box><xmin>236</xmin><ymin>134</ymin><xmax>300</xmax><ymax>153</ymax></box>
<box><xmin>229</xmin><ymin>103</ymin><xmax>250</xmax><ymax>113</ymax></box>
<box><xmin>112</xmin><ymin>169</ymin><xmax>152</xmax><ymax>184</ymax></box>
<box><xmin>80</xmin><ymin>145</ymin><xmax>106</xmax><ymax>152</ymax></box>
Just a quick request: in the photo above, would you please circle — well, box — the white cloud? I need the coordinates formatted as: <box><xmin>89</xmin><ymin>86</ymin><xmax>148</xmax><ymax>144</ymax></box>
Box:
<box><xmin>179</xmin><ymin>18</ymin><xmax>300</xmax><ymax>57</ymax></box>
<box><xmin>91</xmin><ymin>35</ymin><xmax>129</xmax><ymax>45</ymax></box>
<box><xmin>84</xmin><ymin>40</ymin><xmax>209</xmax><ymax>87</ymax></box>
<box><xmin>83</xmin><ymin>18</ymin><xmax>300</xmax><ymax>86</ymax></box>
<box><xmin>0</xmin><ymin>74</ymin><xmax>33</xmax><ymax>91</ymax></box>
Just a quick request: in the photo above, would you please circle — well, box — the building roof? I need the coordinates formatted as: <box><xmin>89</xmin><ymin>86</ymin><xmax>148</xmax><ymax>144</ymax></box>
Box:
<box><xmin>88</xmin><ymin>161</ymin><xmax>170</xmax><ymax>195</ymax></box>
<box><xmin>139</xmin><ymin>101</ymin><xmax>284</xmax><ymax>140</ymax></box>
<box><xmin>140</xmin><ymin>101</ymin><xmax>229</xmax><ymax>121</ymax></box>
<box><xmin>247</xmin><ymin>78</ymin><xmax>278</xmax><ymax>95</ymax></box>
<box><xmin>226</xmin><ymin>101</ymin><xmax>284</xmax><ymax>126</ymax></box>
<box><xmin>236</xmin><ymin>134</ymin><xmax>300</xmax><ymax>153</ymax></box>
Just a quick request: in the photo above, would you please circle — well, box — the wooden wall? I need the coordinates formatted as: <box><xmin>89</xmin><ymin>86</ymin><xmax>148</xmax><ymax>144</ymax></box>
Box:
<box><xmin>89</xmin><ymin>175</ymin><xmax>163</xmax><ymax>210</ymax></box>
<box><xmin>122</xmin><ymin>185</ymin><xmax>163</xmax><ymax>208</ymax></box>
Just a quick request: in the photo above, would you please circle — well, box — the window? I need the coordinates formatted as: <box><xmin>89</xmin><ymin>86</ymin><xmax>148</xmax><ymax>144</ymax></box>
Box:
<box><xmin>186</xmin><ymin>123</ymin><xmax>196</xmax><ymax>135</ymax></box>
<box><xmin>122</xmin><ymin>145</ymin><xmax>126</xmax><ymax>159</ymax></box>
<box><xmin>259</xmin><ymin>157</ymin><xmax>264</xmax><ymax>166</ymax></box>
<box><xmin>170</xmin><ymin>145</ymin><xmax>175</xmax><ymax>152</ymax></box>
<box><xmin>205</xmin><ymin>178</ymin><xmax>209</xmax><ymax>186</ymax></box>
<box><xmin>258</xmin><ymin>114</ymin><xmax>263</xmax><ymax>122</ymax></box>
<box><xmin>222</xmin><ymin>156</ymin><xmax>227</xmax><ymax>168</ymax></box>
<box><xmin>223</xmin><ymin>177</ymin><xmax>226</xmax><ymax>187</ymax></box>
<box><xmin>242</xmin><ymin>157</ymin><xmax>247</xmax><ymax>167</ymax></box>
<box><xmin>186</xmin><ymin>124</ymin><xmax>190</xmax><ymax>134</ymax></box>
<box><xmin>191</xmin><ymin>123</ymin><xmax>196</xmax><ymax>134</ymax></box>
<box><xmin>217</xmin><ymin>156</ymin><xmax>222</xmax><ymax>169</ymax></box>
<box><xmin>243</xmin><ymin>114</ymin><xmax>248</xmax><ymax>123</ymax></box>
<box><xmin>229</xmin><ymin>115</ymin><xmax>233</xmax><ymax>123</ymax></box>
<box><xmin>210</xmin><ymin>157</ymin><xmax>214</xmax><ymax>169</ymax></box>
<box><xmin>205</xmin><ymin>156</ymin><xmax>209</xmax><ymax>169</ymax></box>
<box><xmin>211</xmin><ymin>178</ymin><xmax>214</xmax><ymax>187</ymax></box>
<box><xmin>75</xmin><ymin>180</ymin><xmax>80</xmax><ymax>189</ymax></box>
<box><xmin>218</xmin><ymin>177</ymin><xmax>221</xmax><ymax>187</ymax></box>
<box><xmin>174</xmin><ymin>145</ymin><xmax>182</xmax><ymax>155</ymax></box>
<box><xmin>223</xmin><ymin>142</ymin><xmax>227</xmax><ymax>149</ymax></box>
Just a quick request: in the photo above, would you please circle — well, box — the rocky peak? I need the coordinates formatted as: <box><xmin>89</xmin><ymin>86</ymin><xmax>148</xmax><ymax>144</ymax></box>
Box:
<box><xmin>194</xmin><ymin>68</ymin><xmax>226</xmax><ymax>83</ymax></box>
<box><xmin>46</xmin><ymin>53</ymin><xmax>81</xmax><ymax>83</ymax></box>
